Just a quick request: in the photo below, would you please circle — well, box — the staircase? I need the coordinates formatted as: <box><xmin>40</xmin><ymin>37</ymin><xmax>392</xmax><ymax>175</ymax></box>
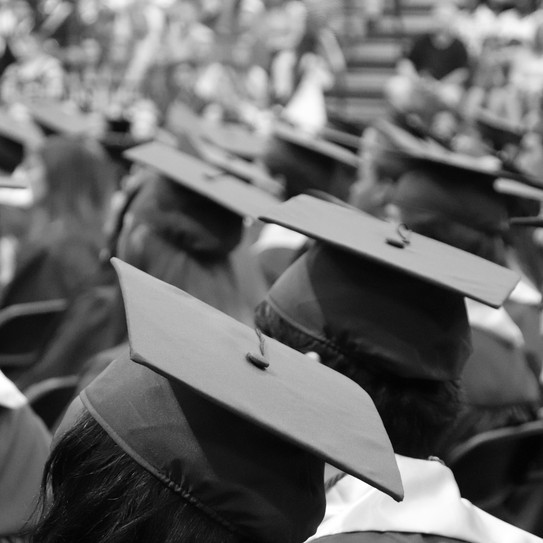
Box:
<box><xmin>326</xmin><ymin>0</ymin><xmax>437</xmax><ymax>132</ymax></box>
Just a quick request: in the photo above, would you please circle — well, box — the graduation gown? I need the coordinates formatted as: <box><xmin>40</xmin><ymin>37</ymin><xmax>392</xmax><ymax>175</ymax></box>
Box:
<box><xmin>443</xmin><ymin>293</ymin><xmax>542</xmax><ymax>451</ymax></box>
<box><xmin>0</xmin><ymin>371</ymin><xmax>50</xmax><ymax>538</ymax></box>
<box><xmin>309</xmin><ymin>456</ymin><xmax>543</xmax><ymax>543</ymax></box>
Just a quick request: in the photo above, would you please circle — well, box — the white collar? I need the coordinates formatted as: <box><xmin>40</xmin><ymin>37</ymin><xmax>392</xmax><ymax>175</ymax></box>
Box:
<box><xmin>465</xmin><ymin>298</ymin><xmax>524</xmax><ymax>347</ymax></box>
<box><xmin>0</xmin><ymin>370</ymin><xmax>26</xmax><ymax>409</ymax></box>
<box><xmin>310</xmin><ymin>455</ymin><xmax>543</xmax><ymax>543</ymax></box>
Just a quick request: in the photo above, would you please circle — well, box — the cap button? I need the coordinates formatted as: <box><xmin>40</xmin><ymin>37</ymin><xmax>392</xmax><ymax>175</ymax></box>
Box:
<box><xmin>246</xmin><ymin>352</ymin><xmax>270</xmax><ymax>370</ymax></box>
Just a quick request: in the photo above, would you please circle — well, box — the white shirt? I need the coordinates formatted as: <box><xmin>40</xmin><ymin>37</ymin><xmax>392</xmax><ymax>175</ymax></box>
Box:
<box><xmin>310</xmin><ymin>455</ymin><xmax>543</xmax><ymax>543</ymax></box>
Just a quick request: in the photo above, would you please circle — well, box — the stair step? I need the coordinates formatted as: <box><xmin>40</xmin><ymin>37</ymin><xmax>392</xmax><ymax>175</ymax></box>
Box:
<box><xmin>374</xmin><ymin>13</ymin><xmax>433</xmax><ymax>37</ymax></box>
<box><xmin>332</xmin><ymin>70</ymin><xmax>393</xmax><ymax>97</ymax></box>
<box><xmin>384</xmin><ymin>0</ymin><xmax>437</xmax><ymax>14</ymax></box>
<box><xmin>344</xmin><ymin>40</ymin><xmax>403</xmax><ymax>66</ymax></box>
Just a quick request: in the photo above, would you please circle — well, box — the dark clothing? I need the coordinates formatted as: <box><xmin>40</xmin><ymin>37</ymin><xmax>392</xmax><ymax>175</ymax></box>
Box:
<box><xmin>118</xmin><ymin>177</ymin><xmax>265</xmax><ymax>325</ymax></box>
<box><xmin>0</xmin><ymin>224</ymin><xmax>107</xmax><ymax>388</ymax></box>
<box><xmin>0</xmin><ymin>225</ymin><xmax>102</xmax><ymax>308</ymax></box>
<box><xmin>407</xmin><ymin>34</ymin><xmax>469</xmax><ymax>81</ymax></box>
<box><xmin>11</xmin><ymin>263</ymin><xmax>127</xmax><ymax>391</ymax></box>
<box><xmin>0</xmin><ymin>402</ymin><xmax>50</xmax><ymax>537</ymax></box>
<box><xmin>315</xmin><ymin>534</ymin><xmax>468</xmax><ymax>543</ymax></box>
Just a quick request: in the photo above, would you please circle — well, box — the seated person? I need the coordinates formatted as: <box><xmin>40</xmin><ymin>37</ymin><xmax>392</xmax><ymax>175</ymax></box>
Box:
<box><xmin>0</xmin><ymin>369</ymin><xmax>50</xmax><ymax>540</ymax></box>
<box><xmin>255</xmin><ymin>195</ymin><xmax>541</xmax><ymax>541</ymax></box>
<box><xmin>1</xmin><ymin>135</ymin><xmax>115</xmax><ymax>309</ymax></box>
<box><xmin>391</xmin><ymin>2</ymin><xmax>470</xmax><ymax>107</ymax></box>
<box><xmin>28</xmin><ymin>258</ymin><xmax>402</xmax><ymax>543</ymax></box>
<box><xmin>389</xmin><ymin>165</ymin><xmax>542</xmax><ymax>449</ymax></box>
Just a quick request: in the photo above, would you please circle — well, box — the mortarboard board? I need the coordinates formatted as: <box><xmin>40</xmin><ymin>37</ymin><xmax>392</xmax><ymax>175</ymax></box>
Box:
<box><xmin>497</xmin><ymin>179</ymin><xmax>543</xmax><ymax>228</ymax></box>
<box><xmin>372</xmin><ymin>119</ymin><xmax>543</xmax><ymax>189</ymax></box>
<box><xmin>24</xmin><ymin>101</ymin><xmax>95</xmax><ymax>136</ymax></box>
<box><xmin>472</xmin><ymin>108</ymin><xmax>525</xmax><ymax>151</ymax></box>
<box><xmin>166</xmin><ymin>103</ymin><xmax>266</xmax><ymax>160</ymax></box>
<box><xmin>259</xmin><ymin>195</ymin><xmax>519</xmax><ymax>381</ymax></box>
<box><xmin>56</xmin><ymin>258</ymin><xmax>403</xmax><ymax>543</ymax></box>
<box><xmin>495</xmin><ymin>178</ymin><xmax>543</xmax><ymax>202</ymax></box>
<box><xmin>198</xmin><ymin>142</ymin><xmax>284</xmax><ymax>197</ymax></box>
<box><xmin>273</xmin><ymin>123</ymin><xmax>359</xmax><ymax>168</ymax></box>
<box><xmin>199</xmin><ymin>121</ymin><xmax>266</xmax><ymax>161</ymax></box>
<box><xmin>320</xmin><ymin>125</ymin><xmax>361</xmax><ymax>153</ymax></box>
<box><xmin>123</xmin><ymin>141</ymin><xmax>279</xmax><ymax>218</ymax></box>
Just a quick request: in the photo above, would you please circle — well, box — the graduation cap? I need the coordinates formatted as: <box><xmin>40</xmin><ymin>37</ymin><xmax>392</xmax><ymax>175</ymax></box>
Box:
<box><xmin>371</xmin><ymin>119</ymin><xmax>543</xmax><ymax>189</ymax></box>
<box><xmin>123</xmin><ymin>141</ymin><xmax>279</xmax><ymax>218</ymax></box>
<box><xmin>166</xmin><ymin>103</ymin><xmax>266</xmax><ymax>161</ymax></box>
<box><xmin>199</xmin><ymin>121</ymin><xmax>266</xmax><ymax>161</ymax></box>
<box><xmin>24</xmin><ymin>101</ymin><xmax>95</xmax><ymax>136</ymax></box>
<box><xmin>260</xmin><ymin>195</ymin><xmax>519</xmax><ymax>381</ymax></box>
<box><xmin>472</xmin><ymin>108</ymin><xmax>525</xmax><ymax>151</ymax></box>
<box><xmin>198</xmin><ymin>142</ymin><xmax>284</xmax><ymax>197</ymax></box>
<box><xmin>273</xmin><ymin>123</ymin><xmax>359</xmax><ymax>168</ymax></box>
<box><xmin>57</xmin><ymin>258</ymin><xmax>403</xmax><ymax>543</ymax></box>
<box><xmin>320</xmin><ymin>125</ymin><xmax>361</xmax><ymax>153</ymax></box>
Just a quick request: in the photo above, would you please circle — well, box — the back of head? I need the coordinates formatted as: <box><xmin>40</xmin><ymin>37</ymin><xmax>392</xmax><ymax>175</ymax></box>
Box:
<box><xmin>30</xmin><ymin>261</ymin><xmax>403</xmax><ymax>542</ymax></box>
<box><xmin>391</xmin><ymin>168</ymin><xmax>508</xmax><ymax>265</ymax></box>
<box><xmin>30</xmin><ymin>409</ymin><xmax>252</xmax><ymax>543</ymax></box>
<box><xmin>118</xmin><ymin>173</ymin><xmax>244</xmax><ymax>262</ymax></box>
<box><xmin>41</xmin><ymin>136</ymin><xmax>115</xmax><ymax>228</ymax></box>
<box><xmin>255</xmin><ymin>242</ymin><xmax>468</xmax><ymax>458</ymax></box>
<box><xmin>262</xmin><ymin>136</ymin><xmax>356</xmax><ymax>201</ymax></box>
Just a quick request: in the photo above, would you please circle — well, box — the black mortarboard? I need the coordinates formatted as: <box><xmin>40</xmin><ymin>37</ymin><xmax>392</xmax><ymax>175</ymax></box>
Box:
<box><xmin>263</xmin><ymin>124</ymin><xmax>359</xmax><ymax>201</ymax></box>
<box><xmin>473</xmin><ymin>108</ymin><xmax>525</xmax><ymax>151</ymax></box>
<box><xmin>123</xmin><ymin>141</ymin><xmax>278</xmax><ymax>218</ymax></box>
<box><xmin>260</xmin><ymin>196</ymin><xmax>519</xmax><ymax>381</ymax></box>
<box><xmin>56</xmin><ymin>259</ymin><xmax>403</xmax><ymax>543</ymax></box>
<box><xmin>273</xmin><ymin>123</ymin><xmax>359</xmax><ymax>168</ymax></box>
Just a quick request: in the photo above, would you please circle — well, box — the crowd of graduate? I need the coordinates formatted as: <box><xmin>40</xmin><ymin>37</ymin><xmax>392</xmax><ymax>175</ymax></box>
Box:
<box><xmin>4</xmin><ymin>0</ymin><xmax>543</xmax><ymax>542</ymax></box>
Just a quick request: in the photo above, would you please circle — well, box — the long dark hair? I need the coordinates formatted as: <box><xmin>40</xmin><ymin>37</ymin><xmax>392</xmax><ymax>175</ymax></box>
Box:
<box><xmin>29</xmin><ymin>409</ymin><xmax>252</xmax><ymax>543</ymax></box>
<box><xmin>39</xmin><ymin>136</ymin><xmax>115</xmax><ymax>236</ymax></box>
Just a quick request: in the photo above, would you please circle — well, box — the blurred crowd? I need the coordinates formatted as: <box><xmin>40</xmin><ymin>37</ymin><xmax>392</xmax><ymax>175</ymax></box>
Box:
<box><xmin>3</xmin><ymin>0</ymin><xmax>543</xmax><ymax>542</ymax></box>
<box><xmin>0</xmin><ymin>0</ymin><xmax>363</xmax><ymax>133</ymax></box>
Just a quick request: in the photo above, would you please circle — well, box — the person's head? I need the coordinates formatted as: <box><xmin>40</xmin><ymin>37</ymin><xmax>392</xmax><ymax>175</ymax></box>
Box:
<box><xmin>117</xmin><ymin>142</ymin><xmax>278</xmax><ymax>264</ymax></box>
<box><xmin>390</xmin><ymin>168</ymin><xmax>509</xmax><ymax>265</ymax></box>
<box><xmin>255</xmin><ymin>196</ymin><xmax>519</xmax><ymax>458</ymax></box>
<box><xmin>431</xmin><ymin>2</ymin><xmax>459</xmax><ymax>36</ymax></box>
<box><xmin>31</xmin><ymin>409</ymin><xmax>252</xmax><ymax>543</ymax></box>
<box><xmin>254</xmin><ymin>244</ymin><xmax>467</xmax><ymax>459</ymax></box>
<box><xmin>349</xmin><ymin>124</ymin><xmax>412</xmax><ymax>218</ymax></box>
<box><xmin>30</xmin><ymin>260</ymin><xmax>402</xmax><ymax>542</ymax></box>
<box><xmin>262</xmin><ymin>130</ymin><xmax>358</xmax><ymax>201</ymax></box>
<box><xmin>29</xmin><ymin>136</ymin><xmax>115</xmax><ymax>229</ymax></box>
<box><xmin>116</xmin><ymin>171</ymin><xmax>244</xmax><ymax>262</ymax></box>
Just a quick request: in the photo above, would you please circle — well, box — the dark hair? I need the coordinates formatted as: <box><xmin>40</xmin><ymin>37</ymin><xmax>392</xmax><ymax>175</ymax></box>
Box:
<box><xmin>40</xmin><ymin>136</ymin><xmax>115</xmax><ymax>230</ymax></box>
<box><xmin>255</xmin><ymin>300</ymin><xmax>463</xmax><ymax>459</ymax></box>
<box><xmin>29</xmin><ymin>410</ymin><xmax>253</xmax><ymax>543</ymax></box>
